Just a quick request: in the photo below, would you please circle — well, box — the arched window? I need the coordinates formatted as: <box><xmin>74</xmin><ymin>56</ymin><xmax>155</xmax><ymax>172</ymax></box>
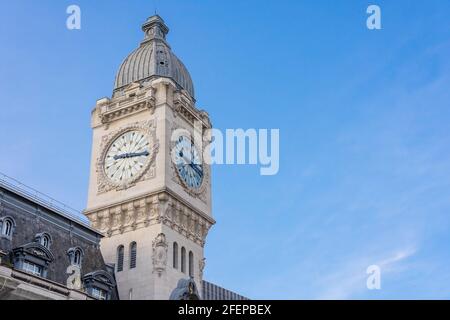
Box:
<box><xmin>4</xmin><ymin>220</ymin><xmax>12</xmax><ymax>236</ymax></box>
<box><xmin>42</xmin><ymin>235</ymin><xmax>50</xmax><ymax>248</ymax></box>
<box><xmin>35</xmin><ymin>233</ymin><xmax>52</xmax><ymax>249</ymax></box>
<box><xmin>67</xmin><ymin>247</ymin><xmax>84</xmax><ymax>267</ymax></box>
<box><xmin>117</xmin><ymin>245</ymin><xmax>124</xmax><ymax>272</ymax></box>
<box><xmin>130</xmin><ymin>242</ymin><xmax>137</xmax><ymax>269</ymax></box>
<box><xmin>1</xmin><ymin>216</ymin><xmax>15</xmax><ymax>240</ymax></box>
<box><xmin>74</xmin><ymin>249</ymin><xmax>82</xmax><ymax>266</ymax></box>
<box><xmin>189</xmin><ymin>251</ymin><xmax>194</xmax><ymax>277</ymax></box>
<box><xmin>173</xmin><ymin>242</ymin><xmax>178</xmax><ymax>269</ymax></box>
<box><xmin>181</xmin><ymin>247</ymin><xmax>186</xmax><ymax>273</ymax></box>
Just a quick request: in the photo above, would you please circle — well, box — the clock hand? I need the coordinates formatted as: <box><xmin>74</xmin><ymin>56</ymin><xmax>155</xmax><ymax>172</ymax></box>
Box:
<box><xmin>190</xmin><ymin>163</ymin><xmax>203</xmax><ymax>178</ymax></box>
<box><xmin>114</xmin><ymin>150</ymin><xmax>149</xmax><ymax>160</ymax></box>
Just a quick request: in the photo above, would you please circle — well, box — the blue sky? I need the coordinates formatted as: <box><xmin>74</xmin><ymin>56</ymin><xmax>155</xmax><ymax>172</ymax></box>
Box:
<box><xmin>1</xmin><ymin>0</ymin><xmax>450</xmax><ymax>299</ymax></box>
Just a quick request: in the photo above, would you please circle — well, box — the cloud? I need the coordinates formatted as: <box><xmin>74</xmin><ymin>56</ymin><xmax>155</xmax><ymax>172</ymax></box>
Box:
<box><xmin>316</xmin><ymin>247</ymin><xmax>417</xmax><ymax>300</ymax></box>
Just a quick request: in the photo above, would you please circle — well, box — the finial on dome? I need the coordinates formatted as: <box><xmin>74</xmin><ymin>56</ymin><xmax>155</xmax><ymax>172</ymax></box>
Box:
<box><xmin>141</xmin><ymin>15</ymin><xmax>169</xmax><ymax>43</ymax></box>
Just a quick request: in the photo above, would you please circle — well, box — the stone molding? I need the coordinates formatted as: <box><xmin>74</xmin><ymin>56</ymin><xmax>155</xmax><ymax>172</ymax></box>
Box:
<box><xmin>96</xmin><ymin>84</ymin><xmax>156</xmax><ymax>127</ymax></box>
<box><xmin>173</xmin><ymin>89</ymin><xmax>212</xmax><ymax>130</ymax></box>
<box><xmin>85</xmin><ymin>191</ymin><xmax>214</xmax><ymax>247</ymax></box>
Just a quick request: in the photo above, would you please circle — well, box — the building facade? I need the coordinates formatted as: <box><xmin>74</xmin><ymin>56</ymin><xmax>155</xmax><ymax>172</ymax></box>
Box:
<box><xmin>0</xmin><ymin>175</ymin><xmax>118</xmax><ymax>300</ymax></box>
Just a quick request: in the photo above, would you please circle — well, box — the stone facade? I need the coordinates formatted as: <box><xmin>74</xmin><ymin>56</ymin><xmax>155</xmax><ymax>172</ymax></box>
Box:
<box><xmin>0</xmin><ymin>180</ymin><xmax>118</xmax><ymax>300</ymax></box>
<box><xmin>84</xmin><ymin>15</ymin><xmax>215</xmax><ymax>300</ymax></box>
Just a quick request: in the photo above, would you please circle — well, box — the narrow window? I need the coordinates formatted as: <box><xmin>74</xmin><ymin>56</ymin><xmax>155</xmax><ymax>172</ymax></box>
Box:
<box><xmin>173</xmin><ymin>242</ymin><xmax>178</xmax><ymax>269</ymax></box>
<box><xmin>4</xmin><ymin>220</ymin><xmax>12</xmax><ymax>236</ymax></box>
<box><xmin>117</xmin><ymin>245</ymin><xmax>124</xmax><ymax>272</ymax></box>
<box><xmin>1</xmin><ymin>217</ymin><xmax>15</xmax><ymax>238</ymax></box>
<box><xmin>42</xmin><ymin>235</ymin><xmax>49</xmax><ymax>248</ymax></box>
<box><xmin>74</xmin><ymin>249</ymin><xmax>82</xmax><ymax>266</ymax></box>
<box><xmin>130</xmin><ymin>242</ymin><xmax>137</xmax><ymax>269</ymax></box>
<box><xmin>181</xmin><ymin>247</ymin><xmax>186</xmax><ymax>273</ymax></box>
<box><xmin>189</xmin><ymin>251</ymin><xmax>194</xmax><ymax>277</ymax></box>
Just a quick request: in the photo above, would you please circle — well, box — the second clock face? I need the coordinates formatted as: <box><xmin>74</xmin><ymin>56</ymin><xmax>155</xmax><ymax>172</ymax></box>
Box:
<box><xmin>104</xmin><ymin>130</ymin><xmax>151</xmax><ymax>184</ymax></box>
<box><xmin>174</xmin><ymin>135</ymin><xmax>204</xmax><ymax>190</ymax></box>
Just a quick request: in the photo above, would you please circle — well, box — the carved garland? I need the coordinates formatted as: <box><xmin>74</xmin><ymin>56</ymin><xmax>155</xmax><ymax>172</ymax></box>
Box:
<box><xmin>96</xmin><ymin>120</ymin><xmax>159</xmax><ymax>194</ymax></box>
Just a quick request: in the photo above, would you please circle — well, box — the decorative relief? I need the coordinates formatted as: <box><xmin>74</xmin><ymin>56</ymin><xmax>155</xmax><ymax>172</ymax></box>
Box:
<box><xmin>98</xmin><ymin>85</ymin><xmax>156</xmax><ymax>125</ymax></box>
<box><xmin>199</xmin><ymin>258</ymin><xmax>206</xmax><ymax>280</ymax></box>
<box><xmin>85</xmin><ymin>191</ymin><xmax>215</xmax><ymax>247</ymax></box>
<box><xmin>96</xmin><ymin>120</ymin><xmax>159</xmax><ymax>194</ymax></box>
<box><xmin>152</xmin><ymin>233</ymin><xmax>168</xmax><ymax>277</ymax></box>
<box><xmin>172</xmin><ymin>90</ymin><xmax>212</xmax><ymax>130</ymax></box>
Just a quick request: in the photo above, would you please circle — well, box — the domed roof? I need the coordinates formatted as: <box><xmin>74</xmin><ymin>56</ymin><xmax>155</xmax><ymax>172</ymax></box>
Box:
<box><xmin>114</xmin><ymin>15</ymin><xmax>195</xmax><ymax>99</ymax></box>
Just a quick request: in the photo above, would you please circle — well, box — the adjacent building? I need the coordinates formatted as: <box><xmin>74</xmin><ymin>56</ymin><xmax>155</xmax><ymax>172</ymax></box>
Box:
<box><xmin>0</xmin><ymin>175</ymin><xmax>118</xmax><ymax>300</ymax></box>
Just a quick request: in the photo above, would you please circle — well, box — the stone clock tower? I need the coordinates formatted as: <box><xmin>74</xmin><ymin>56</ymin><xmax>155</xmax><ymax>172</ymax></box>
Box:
<box><xmin>84</xmin><ymin>15</ymin><xmax>215</xmax><ymax>300</ymax></box>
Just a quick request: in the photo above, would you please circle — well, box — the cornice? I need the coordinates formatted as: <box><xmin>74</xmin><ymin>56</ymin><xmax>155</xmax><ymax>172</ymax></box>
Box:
<box><xmin>94</xmin><ymin>84</ymin><xmax>156</xmax><ymax>128</ymax></box>
<box><xmin>84</xmin><ymin>189</ymin><xmax>215</xmax><ymax>247</ymax></box>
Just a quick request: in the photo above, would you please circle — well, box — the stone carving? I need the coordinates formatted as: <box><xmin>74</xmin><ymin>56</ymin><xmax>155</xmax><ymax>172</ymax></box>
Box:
<box><xmin>66</xmin><ymin>265</ymin><xmax>82</xmax><ymax>290</ymax></box>
<box><xmin>199</xmin><ymin>258</ymin><xmax>206</xmax><ymax>280</ymax></box>
<box><xmin>85</xmin><ymin>192</ymin><xmax>215</xmax><ymax>247</ymax></box>
<box><xmin>152</xmin><ymin>233</ymin><xmax>168</xmax><ymax>276</ymax></box>
<box><xmin>96</xmin><ymin>120</ymin><xmax>159</xmax><ymax>194</ymax></box>
<box><xmin>98</xmin><ymin>85</ymin><xmax>156</xmax><ymax>125</ymax></box>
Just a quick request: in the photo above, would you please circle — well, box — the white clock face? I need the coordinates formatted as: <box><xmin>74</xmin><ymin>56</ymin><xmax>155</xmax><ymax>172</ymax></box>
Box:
<box><xmin>104</xmin><ymin>130</ymin><xmax>151</xmax><ymax>184</ymax></box>
<box><xmin>173</xmin><ymin>135</ymin><xmax>204</xmax><ymax>190</ymax></box>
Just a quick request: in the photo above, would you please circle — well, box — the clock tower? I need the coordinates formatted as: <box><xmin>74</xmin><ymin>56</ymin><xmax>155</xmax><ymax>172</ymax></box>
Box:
<box><xmin>84</xmin><ymin>15</ymin><xmax>215</xmax><ymax>300</ymax></box>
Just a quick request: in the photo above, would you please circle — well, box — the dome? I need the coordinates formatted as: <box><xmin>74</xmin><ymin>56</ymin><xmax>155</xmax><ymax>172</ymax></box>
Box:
<box><xmin>114</xmin><ymin>15</ymin><xmax>195</xmax><ymax>99</ymax></box>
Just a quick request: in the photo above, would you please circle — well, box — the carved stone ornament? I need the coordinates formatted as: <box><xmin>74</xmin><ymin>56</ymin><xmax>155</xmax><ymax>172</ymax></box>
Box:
<box><xmin>199</xmin><ymin>258</ymin><xmax>206</xmax><ymax>280</ymax></box>
<box><xmin>66</xmin><ymin>265</ymin><xmax>82</xmax><ymax>290</ymax></box>
<box><xmin>152</xmin><ymin>233</ymin><xmax>168</xmax><ymax>276</ymax></box>
<box><xmin>97</xmin><ymin>120</ymin><xmax>159</xmax><ymax>194</ymax></box>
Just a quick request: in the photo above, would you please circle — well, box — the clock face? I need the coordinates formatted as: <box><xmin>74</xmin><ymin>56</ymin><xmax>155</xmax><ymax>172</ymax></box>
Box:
<box><xmin>173</xmin><ymin>136</ymin><xmax>204</xmax><ymax>190</ymax></box>
<box><xmin>104</xmin><ymin>130</ymin><xmax>151</xmax><ymax>184</ymax></box>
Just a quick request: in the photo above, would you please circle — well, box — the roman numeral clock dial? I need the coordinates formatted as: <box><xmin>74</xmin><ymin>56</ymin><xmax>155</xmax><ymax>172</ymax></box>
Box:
<box><xmin>103</xmin><ymin>130</ymin><xmax>151</xmax><ymax>185</ymax></box>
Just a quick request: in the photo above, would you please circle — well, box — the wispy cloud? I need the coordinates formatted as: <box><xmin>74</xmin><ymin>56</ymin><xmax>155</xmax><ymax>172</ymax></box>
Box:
<box><xmin>316</xmin><ymin>247</ymin><xmax>417</xmax><ymax>300</ymax></box>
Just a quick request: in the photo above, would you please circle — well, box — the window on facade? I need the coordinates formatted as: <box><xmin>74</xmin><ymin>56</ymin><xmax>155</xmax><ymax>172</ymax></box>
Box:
<box><xmin>74</xmin><ymin>249</ymin><xmax>82</xmax><ymax>266</ymax></box>
<box><xmin>67</xmin><ymin>247</ymin><xmax>83</xmax><ymax>268</ymax></box>
<box><xmin>91</xmin><ymin>287</ymin><xmax>107</xmax><ymax>300</ymax></box>
<box><xmin>22</xmin><ymin>261</ymin><xmax>43</xmax><ymax>277</ymax></box>
<box><xmin>181</xmin><ymin>247</ymin><xmax>186</xmax><ymax>273</ymax></box>
<box><xmin>1</xmin><ymin>217</ymin><xmax>15</xmax><ymax>239</ymax></box>
<box><xmin>117</xmin><ymin>245</ymin><xmax>124</xmax><ymax>272</ymax></box>
<box><xmin>173</xmin><ymin>242</ymin><xmax>178</xmax><ymax>269</ymax></box>
<box><xmin>189</xmin><ymin>251</ymin><xmax>194</xmax><ymax>277</ymax></box>
<box><xmin>41</xmin><ymin>235</ymin><xmax>50</xmax><ymax>248</ymax></box>
<box><xmin>36</xmin><ymin>233</ymin><xmax>51</xmax><ymax>249</ymax></box>
<box><xmin>129</xmin><ymin>242</ymin><xmax>137</xmax><ymax>269</ymax></box>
